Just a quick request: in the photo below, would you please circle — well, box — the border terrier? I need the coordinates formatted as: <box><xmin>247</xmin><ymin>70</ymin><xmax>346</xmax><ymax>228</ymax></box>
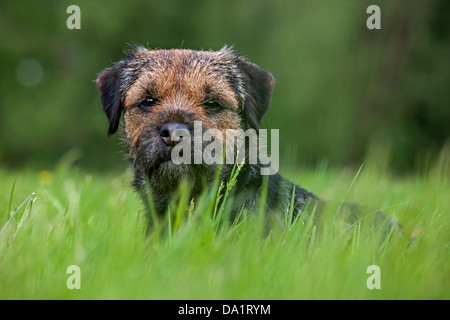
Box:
<box><xmin>96</xmin><ymin>45</ymin><xmax>398</xmax><ymax>232</ymax></box>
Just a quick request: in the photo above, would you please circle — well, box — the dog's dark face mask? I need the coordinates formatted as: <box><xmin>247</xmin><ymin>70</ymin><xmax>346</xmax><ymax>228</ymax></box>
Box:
<box><xmin>96</xmin><ymin>46</ymin><xmax>274</xmax><ymax>194</ymax></box>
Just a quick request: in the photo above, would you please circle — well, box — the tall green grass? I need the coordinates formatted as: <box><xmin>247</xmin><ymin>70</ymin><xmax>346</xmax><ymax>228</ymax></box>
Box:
<box><xmin>0</xmin><ymin>148</ymin><xmax>448</xmax><ymax>299</ymax></box>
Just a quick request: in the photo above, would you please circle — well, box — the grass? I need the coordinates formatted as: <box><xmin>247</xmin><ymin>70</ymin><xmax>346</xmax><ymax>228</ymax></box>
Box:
<box><xmin>0</xmin><ymin>148</ymin><xmax>449</xmax><ymax>300</ymax></box>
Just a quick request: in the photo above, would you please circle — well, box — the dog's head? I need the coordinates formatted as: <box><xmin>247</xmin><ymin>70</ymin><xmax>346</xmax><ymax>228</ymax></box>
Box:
<box><xmin>96</xmin><ymin>45</ymin><xmax>274</xmax><ymax>192</ymax></box>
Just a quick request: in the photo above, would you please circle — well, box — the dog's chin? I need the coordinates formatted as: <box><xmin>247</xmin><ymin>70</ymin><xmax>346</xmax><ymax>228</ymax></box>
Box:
<box><xmin>146</xmin><ymin>159</ymin><xmax>224</xmax><ymax>196</ymax></box>
<box><xmin>147</xmin><ymin>159</ymin><xmax>189</xmax><ymax>192</ymax></box>
<box><xmin>137</xmin><ymin>141</ymin><xmax>227</xmax><ymax>194</ymax></box>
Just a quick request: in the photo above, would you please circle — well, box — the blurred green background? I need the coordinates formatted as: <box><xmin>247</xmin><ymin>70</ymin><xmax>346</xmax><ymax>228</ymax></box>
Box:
<box><xmin>0</xmin><ymin>0</ymin><xmax>448</xmax><ymax>173</ymax></box>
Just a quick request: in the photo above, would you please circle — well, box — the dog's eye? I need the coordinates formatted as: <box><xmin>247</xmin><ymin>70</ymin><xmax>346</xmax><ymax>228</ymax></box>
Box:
<box><xmin>204</xmin><ymin>101</ymin><xmax>224</xmax><ymax>112</ymax></box>
<box><xmin>140</xmin><ymin>98</ymin><xmax>158</xmax><ymax>110</ymax></box>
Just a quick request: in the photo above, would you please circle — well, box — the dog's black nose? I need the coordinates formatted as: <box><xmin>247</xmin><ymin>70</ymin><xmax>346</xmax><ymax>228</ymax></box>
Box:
<box><xmin>160</xmin><ymin>123</ymin><xmax>190</xmax><ymax>147</ymax></box>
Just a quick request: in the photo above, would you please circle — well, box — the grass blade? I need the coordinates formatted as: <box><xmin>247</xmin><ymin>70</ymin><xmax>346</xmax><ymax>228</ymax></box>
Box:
<box><xmin>1</xmin><ymin>192</ymin><xmax>35</xmax><ymax>236</ymax></box>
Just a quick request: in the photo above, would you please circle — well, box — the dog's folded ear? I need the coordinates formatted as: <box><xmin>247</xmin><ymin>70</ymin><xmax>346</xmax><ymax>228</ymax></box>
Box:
<box><xmin>238</xmin><ymin>59</ymin><xmax>275</xmax><ymax>129</ymax></box>
<box><xmin>96</xmin><ymin>61</ymin><xmax>127</xmax><ymax>135</ymax></box>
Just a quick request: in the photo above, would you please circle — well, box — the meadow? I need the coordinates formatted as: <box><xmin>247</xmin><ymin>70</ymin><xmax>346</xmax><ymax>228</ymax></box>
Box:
<box><xmin>0</xmin><ymin>147</ymin><xmax>448</xmax><ymax>300</ymax></box>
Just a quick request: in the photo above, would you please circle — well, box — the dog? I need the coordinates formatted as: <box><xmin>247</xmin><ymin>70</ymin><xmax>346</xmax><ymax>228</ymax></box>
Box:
<box><xmin>96</xmin><ymin>45</ymin><xmax>398</xmax><ymax>233</ymax></box>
